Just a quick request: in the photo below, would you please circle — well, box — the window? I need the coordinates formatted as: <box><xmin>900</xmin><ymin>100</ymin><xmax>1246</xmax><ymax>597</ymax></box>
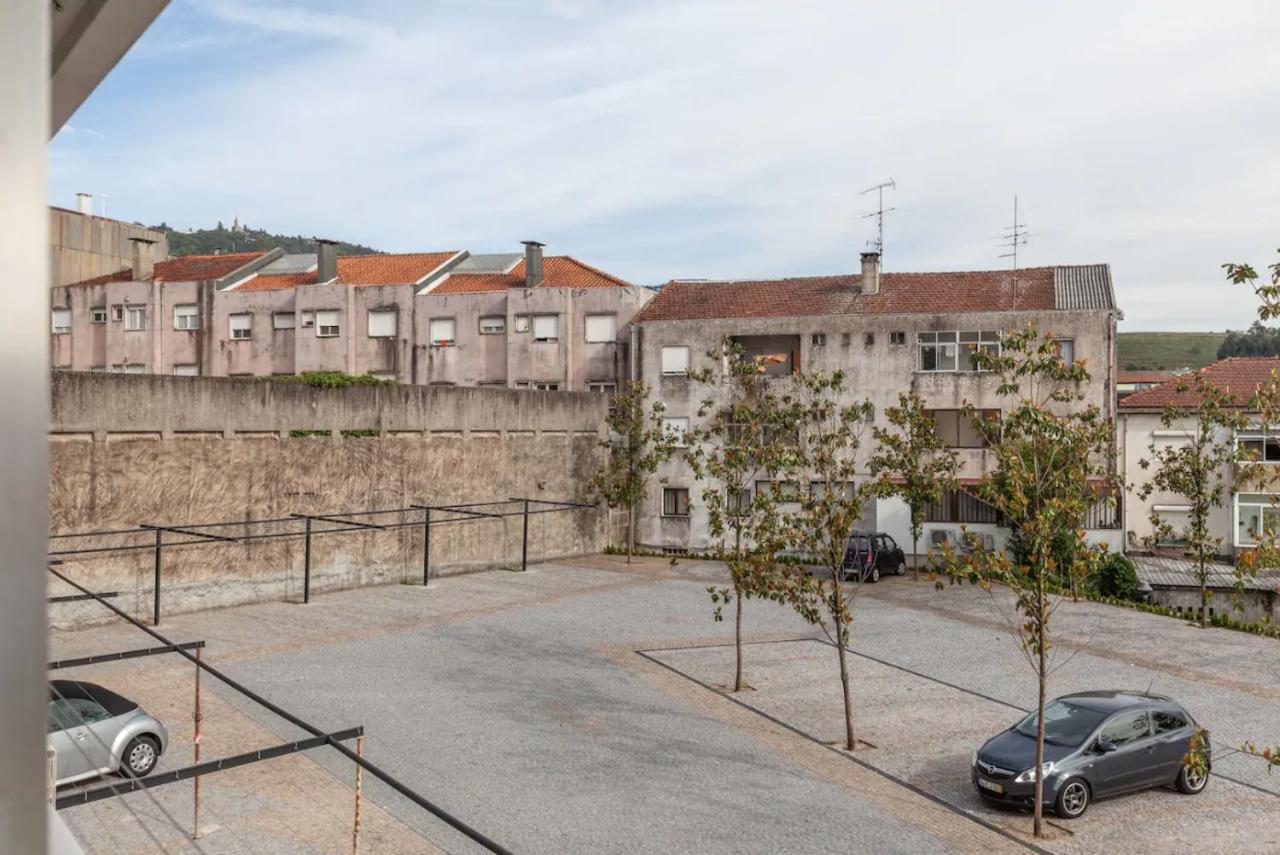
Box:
<box><xmin>367</xmin><ymin>309</ymin><xmax>397</xmax><ymax>338</ymax></box>
<box><xmin>51</xmin><ymin>308</ymin><xmax>71</xmax><ymax>334</ymax></box>
<box><xmin>273</xmin><ymin>312</ymin><xmax>295</xmax><ymax>330</ymax></box>
<box><xmin>961</xmin><ymin>331</ymin><xmax>1001</xmax><ymax>370</ymax></box>
<box><xmin>662</xmin><ymin>487</ymin><xmax>690</xmax><ymax>517</ymax></box>
<box><xmin>864</xmin><ymin>332</ymin><xmax>875</xmax><ymax>347</ymax></box>
<box><xmin>173</xmin><ymin>304</ymin><xmax>199</xmax><ymax>330</ymax></box>
<box><xmin>514</xmin><ymin>315</ymin><xmax>530</xmax><ymax>333</ymax></box>
<box><xmin>173</xmin><ymin>364</ymin><xmax>198</xmax><ymax>376</ymax></box>
<box><xmin>1235</xmin><ymin>493</ymin><xmax>1280</xmax><ymax>546</ymax></box>
<box><xmin>479</xmin><ymin>316</ymin><xmax>506</xmax><ymax>335</ymax></box>
<box><xmin>889</xmin><ymin>331</ymin><xmax>906</xmax><ymax>345</ymax></box>
<box><xmin>918</xmin><ymin>331</ymin><xmax>1000</xmax><ymax>371</ymax></box>
<box><xmin>47</xmin><ymin>697</ymin><xmax>112</xmax><ymax>733</ymax></box>
<box><xmin>811</xmin><ymin>481</ymin><xmax>858</xmax><ymax>501</ymax></box>
<box><xmin>532</xmin><ymin>381</ymin><xmax>560</xmax><ymax>391</ymax></box>
<box><xmin>532</xmin><ymin>314</ymin><xmax>559</xmax><ymax>342</ymax></box>
<box><xmin>1054</xmin><ymin>339</ymin><xmax>1076</xmax><ymax>365</ymax></box>
<box><xmin>429</xmin><ymin>318</ymin><xmax>456</xmax><ymax>346</ymax></box>
<box><xmin>316</xmin><ymin>310</ymin><xmax>339</xmax><ymax>337</ymax></box>
<box><xmin>841</xmin><ymin>333</ymin><xmax>852</xmax><ymax>347</ymax></box>
<box><xmin>1099</xmin><ymin>710</ymin><xmax>1151</xmax><ymax>747</ymax></box>
<box><xmin>925</xmin><ymin>489</ymin><xmax>1002</xmax><ymax>524</ymax></box>
<box><xmin>111</xmin><ymin>363</ymin><xmax>146</xmax><ymax>374</ymax></box>
<box><xmin>585</xmin><ymin>314</ymin><xmax>616</xmax><ymax>343</ymax></box>
<box><xmin>811</xmin><ymin>333</ymin><xmax>827</xmax><ymax>347</ymax></box>
<box><xmin>661</xmin><ymin>346</ymin><xmax>690</xmax><ymax>375</ymax></box>
<box><xmin>755</xmin><ymin>480</ymin><xmax>802</xmax><ymax>502</ymax></box>
<box><xmin>89</xmin><ymin>365</ymin><xmax>106</xmax><ymax>373</ymax></box>
<box><xmin>1153</xmin><ymin>711</ymin><xmax>1188</xmax><ymax>734</ymax></box>
<box><xmin>125</xmin><ymin>306</ymin><xmax>146</xmax><ymax>331</ymax></box>
<box><xmin>110</xmin><ymin>305</ymin><xmax>124</xmax><ymax>322</ymax></box>
<box><xmin>300</xmin><ymin>311</ymin><xmax>315</xmax><ymax>329</ymax></box>
<box><xmin>229</xmin><ymin>313</ymin><xmax>252</xmax><ymax>340</ymax></box>
<box><xmin>586</xmin><ymin>381</ymin><xmax>616</xmax><ymax>393</ymax></box>
<box><xmin>727</xmin><ymin>488</ymin><xmax>751</xmax><ymax>515</ymax></box>
<box><xmin>90</xmin><ymin>307</ymin><xmax>107</xmax><ymax>324</ymax></box>
<box><xmin>929</xmin><ymin>409</ymin><xmax>999</xmax><ymax>448</ymax></box>
<box><xmin>662</xmin><ymin>416</ymin><xmax>690</xmax><ymax>446</ymax></box>
<box><xmin>1238</xmin><ymin>433</ymin><xmax>1280</xmax><ymax>462</ymax></box>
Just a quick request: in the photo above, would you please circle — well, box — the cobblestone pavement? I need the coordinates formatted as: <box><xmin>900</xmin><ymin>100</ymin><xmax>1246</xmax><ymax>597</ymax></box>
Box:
<box><xmin>48</xmin><ymin>556</ymin><xmax>1280</xmax><ymax>853</ymax></box>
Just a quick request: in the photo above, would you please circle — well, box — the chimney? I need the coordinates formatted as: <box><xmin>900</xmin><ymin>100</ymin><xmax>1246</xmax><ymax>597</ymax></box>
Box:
<box><xmin>130</xmin><ymin>238</ymin><xmax>156</xmax><ymax>280</ymax></box>
<box><xmin>522</xmin><ymin>240</ymin><xmax>545</xmax><ymax>288</ymax></box>
<box><xmin>860</xmin><ymin>251</ymin><xmax>881</xmax><ymax>295</ymax></box>
<box><xmin>76</xmin><ymin>193</ymin><xmax>93</xmax><ymax>217</ymax></box>
<box><xmin>316</xmin><ymin>238</ymin><xmax>338</xmax><ymax>283</ymax></box>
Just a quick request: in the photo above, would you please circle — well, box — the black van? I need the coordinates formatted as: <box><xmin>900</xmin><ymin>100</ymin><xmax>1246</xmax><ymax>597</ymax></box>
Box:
<box><xmin>841</xmin><ymin>532</ymin><xmax>907</xmax><ymax>582</ymax></box>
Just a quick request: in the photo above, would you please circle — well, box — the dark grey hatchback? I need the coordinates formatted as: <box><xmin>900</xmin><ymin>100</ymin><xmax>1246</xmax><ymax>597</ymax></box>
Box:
<box><xmin>971</xmin><ymin>691</ymin><xmax>1209</xmax><ymax>818</ymax></box>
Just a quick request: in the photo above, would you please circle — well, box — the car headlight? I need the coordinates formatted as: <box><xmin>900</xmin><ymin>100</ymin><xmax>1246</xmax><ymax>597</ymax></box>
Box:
<box><xmin>971</xmin><ymin>749</ymin><xmax>978</xmax><ymax>768</ymax></box>
<box><xmin>1014</xmin><ymin>762</ymin><xmax>1056</xmax><ymax>783</ymax></box>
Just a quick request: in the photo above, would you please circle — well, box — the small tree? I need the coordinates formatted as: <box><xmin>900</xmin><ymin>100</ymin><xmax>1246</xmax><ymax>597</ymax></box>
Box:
<box><xmin>687</xmin><ymin>340</ymin><xmax>803</xmax><ymax>692</ymax></box>
<box><xmin>588</xmin><ymin>380</ymin><xmax>675</xmax><ymax>563</ymax></box>
<box><xmin>937</xmin><ymin>325</ymin><xmax>1115</xmax><ymax>838</ymax></box>
<box><xmin>868</xmin><ymin>391</ymin><xmax>959</xmax><ymax>580</ymax></box>
<box><xmin>1136</xmin><ymin>373</ymin><xmax>1246</xmax><ymax>628</ymax></box>
<box><xmin>784</xmin><ymin>370</ymin><xmax>875</xmax><ymax>750</ymax></box>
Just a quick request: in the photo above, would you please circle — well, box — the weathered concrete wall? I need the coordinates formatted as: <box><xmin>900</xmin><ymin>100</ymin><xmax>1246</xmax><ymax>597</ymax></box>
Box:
<box><xmin>49</xmin><ymin>372</ymin><xmax>608</xmax><ymax>624</ymax></box>
<box><xmin>49</xmin><ymin>206</ymin><xmax>168</xmax><ymax>288</ymax></box>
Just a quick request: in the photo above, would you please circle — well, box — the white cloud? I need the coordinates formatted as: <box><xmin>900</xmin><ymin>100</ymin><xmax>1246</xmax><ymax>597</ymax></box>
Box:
<box><xmin>50</xmin><ymin>0</ymin><xmax>1280</xmax><ymax>330</ymax></box>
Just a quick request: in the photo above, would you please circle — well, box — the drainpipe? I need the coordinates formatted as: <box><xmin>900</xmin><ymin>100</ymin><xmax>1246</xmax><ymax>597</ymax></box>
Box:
<box><xmin>629</xmin><ymin>322</ymin><xmax>640</xmax><ymax>383</ymax></box>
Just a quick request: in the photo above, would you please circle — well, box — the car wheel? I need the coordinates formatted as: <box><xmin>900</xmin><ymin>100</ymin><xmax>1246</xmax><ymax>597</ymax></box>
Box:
<box><xmin>1177</xmin><ymin>764</ymin><xmax>1209</xmax><ymax>794</ymax></box>
<box><xmin>869</xmin><ymin>567</ymin><xmax>880</xmax><ymax>583</ymax></box>
<box><xmin>1054</xmin><ymin>778</ymin><xmax>1090</xmax><ymax>819</ymax></box>
<box><xmin>895</xmin><ymin>560</ymin><xmax>906</xmax><ymax>576</ymax></box>
<box><xmin>121</xmin><ymin>736</ymin><xmax>160</xmax><ymax>778</ymax></box>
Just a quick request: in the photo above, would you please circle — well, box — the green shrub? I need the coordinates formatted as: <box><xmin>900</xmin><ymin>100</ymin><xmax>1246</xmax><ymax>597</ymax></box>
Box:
<box><xmin>266</xmin><ymin>371</ymin><xmax>395</xmax><ymax>388</ymax></box>
<box><xmin>1092</xmin><ymin>551</ymin><xmax>1140</xmax><ymax>600</ymax></box>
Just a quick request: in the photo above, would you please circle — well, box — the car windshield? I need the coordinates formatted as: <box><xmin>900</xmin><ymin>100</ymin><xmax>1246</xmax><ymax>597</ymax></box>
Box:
<box><xmin>1014</xmin><ymin>700</ymin><xmax>1108</xmax><ymax>747</ymax></box>
<box><xmin>849</xmin><ymin>536</ymin><xmax>872</xmax><ymax>553</ymax></box>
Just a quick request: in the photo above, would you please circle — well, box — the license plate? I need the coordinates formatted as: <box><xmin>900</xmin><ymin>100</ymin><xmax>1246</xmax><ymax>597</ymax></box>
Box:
<box><xmin>977</xmin><ymin>778</ymin><xmax>1004</xmax><ymax>794</ymax></box>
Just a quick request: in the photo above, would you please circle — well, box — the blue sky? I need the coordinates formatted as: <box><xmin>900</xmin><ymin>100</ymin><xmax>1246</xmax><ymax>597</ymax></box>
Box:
<box><xmin>50</xmin><ymin>0</ymin><xmax>1280</xmax><ymax>330</ymax></box>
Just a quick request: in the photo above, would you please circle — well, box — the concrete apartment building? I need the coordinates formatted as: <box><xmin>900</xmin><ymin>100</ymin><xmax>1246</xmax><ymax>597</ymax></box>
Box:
<box><xmin>50</xmin><ymin>239</ymin><xmax>652</xmax><ymax>390</ymax></box>
<box><xmin>49</xmin><ymin>194</ymin><xmax>168</xmax><ymax>287</ymax></box>
<box><xmin>630</xmin><ymin>252</ymin><xmax>1121</xmax><ymax>555</ymax></box>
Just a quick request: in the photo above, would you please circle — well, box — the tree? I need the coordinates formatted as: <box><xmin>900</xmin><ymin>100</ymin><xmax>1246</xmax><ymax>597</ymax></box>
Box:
<box><xmin>868</xmin><ymin>392</ymin><xmax>959</xmax><ymax>580</ymax></box>
<box><xmin>783</xmin><ymin>370</ymin><xmax>875</xmax><ymax>750</ymax></box>
<box><xmin>588</xmin><ymin>380</ymin><xmax>675</xmax><ymax>563</ymax></box>
<box><xmin>1136</xmin><ymin>373</ymin><xmax>1246</xmax><ymax>627</ymax></box>
<box><xmin>1217</xmin><ymin>321</ymin><xmax>1280</xmax><ymax>359</ymax></box>
<box><xmin>686</xmin><ymin>340</ymin><xmax>804</xmax><ymax>692</ymax></box>
<box><xmin>936</xmin><ymin>324</ymin><xmax>1116</xmax><ymax>838</ymax></box>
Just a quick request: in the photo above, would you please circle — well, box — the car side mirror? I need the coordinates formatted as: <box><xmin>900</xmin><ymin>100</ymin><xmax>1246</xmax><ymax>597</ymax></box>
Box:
<box><xmin>1096</xmin><ymin>738</ymin><xmax>1117</xmax><ymax>754</ymax></box>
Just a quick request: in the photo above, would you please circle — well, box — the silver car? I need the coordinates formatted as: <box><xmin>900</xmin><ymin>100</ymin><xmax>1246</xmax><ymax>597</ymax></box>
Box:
<box><xmin>48</xmin><ymin>680</ymin><xmax>169</xmax><ymax>786</ymax></box>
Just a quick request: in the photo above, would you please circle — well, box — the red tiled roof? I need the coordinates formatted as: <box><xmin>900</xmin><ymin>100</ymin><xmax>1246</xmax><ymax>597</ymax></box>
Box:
<box><xmin>429</xmin><ymin>256</ymin><xmax>631</xmax><ymax>295</ymax></box>
<box><xmin>634</xmin><ymin>267</ymin><xmax>1058</xmax><ymax>322</ymax></box>
<box><xmin>237</xmin><ymin>272</ymin><xmax>317</xmax><ymax>291</ymax></box>
<box><xmin>234</xmin><ymin>252</ymin><xmax>461</xmax><ymax>291</ymax></box>
<box><xmin>1117</xmin><ymin>370</ymin><xmax>1176</xmax><ymax>384</ymax></box>
<box><xmin>64</xmin><ymin>252</ymin><xmax>268</xmax><ymax>286</ymax></box>
<box><xmin>1118</xmin><ymin>358</ymin><xmax>1280</xmax><ymax>410</ymax></box>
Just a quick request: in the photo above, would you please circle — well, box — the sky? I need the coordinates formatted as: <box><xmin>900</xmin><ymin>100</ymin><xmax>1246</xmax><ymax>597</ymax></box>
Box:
<box><xmin>50</xmin><ymin>0</ymin><xmax>1280</xmax><ymax>331</ymax></box>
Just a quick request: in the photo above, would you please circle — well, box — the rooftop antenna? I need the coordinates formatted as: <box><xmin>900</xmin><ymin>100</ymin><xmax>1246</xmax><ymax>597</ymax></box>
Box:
<box><xmin>998</xmin><ymin>194</ymin><xmax>1029</xmax><ymax>271</ymax></box>
<box><xmin>860</xmin><ymin>178</ymin><xmax>896</xmax><ymax>259</ymax></box>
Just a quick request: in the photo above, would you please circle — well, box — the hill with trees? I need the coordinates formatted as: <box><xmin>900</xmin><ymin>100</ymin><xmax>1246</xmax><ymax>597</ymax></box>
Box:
<box><xmin>152</xmin><ymin>221</ymin><xmax>380</xmax><ymax>258</ymax></box>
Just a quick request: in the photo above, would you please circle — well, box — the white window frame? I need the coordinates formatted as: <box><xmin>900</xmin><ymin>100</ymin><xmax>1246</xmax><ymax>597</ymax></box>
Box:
<box><xmin>429</xmin><ymin>317</ymin><xmax>457</xmax><ymax>346</ymax></box>
<box><xmin>514</xmin><ymin>315</ymin><xmax>530</xmax><ymax>333</ymax></box>
<box><xmin>273</xmin><ymin>312</ymin><xmax>296</xmax><ymax>330</ymax></box>
<box><xmin>479</xmin><ymin>316</ymin><xmax>506</xmax><ymax>335</ymax></box>
<box><xmin>173</xmin><ymin>304</ymin><xmax>199</xmax><ymax>331</ymax></box>
<box><xmin>110</xmin><ymin>305</ymin><xmax>124</xmax><ymax>323</ymax></box>
<box><xmin>1054</xmin><ymin>338</ymin><xmax>1076</xmax><ymax>365</ymax></box>
<box><xmin>112</xmin><ymin>363</ymin><xmax>146</xmax><ymax>374</ymax></box>
<box><xmin>172</xmin><ymin>364</ymin><xmax>198</xmax><ymax>376</ymax></box>
<box><xmin>125</xmin><ymin>306</ymin><xmax>146</xmax><ymax>332</ymax></box>
<box><xmin>90</xmin><ymin>307</ymin><xmax>107</xmax><ymax>324</ymax></box>
<box><xmin>300</xmin><ymin>311</ymin><xmax>315</xmax><ymax>329</ymax></box>
<box><xmin>532</xmin><ymin>314</ymin><xmax>559</xmax><ymax>342</ymax></box>
<box><xmin>367</xmin><ymin>309</ymin><xmax>397</xmax><ymax>339</ymax></box>
<box><xmin>229</xmin><ymin>313</ymin><xmax>252</xmax><ymax>340</ymax></box>
<box><xmin>661</xmin><ymin>345</ymin><xmax>690</xmax><ymax>376</ymax></box>
<box><xmin>586</xmin><ymin>381</ymin><xmax>616</xmax><ymax>393</ymax></box>
<box><xmin>1235</xmin><ymin>493</ymin><xmax>1280</xmax><ymax>546</ymax></box>
<box><xmin>51</xmin><ymin>308</ymin><xmax>71</xmax><ymax>334</ymax></box>
<box><xmin>315</xmin><ymin>310</ymin><xmax>339</xmax><ymax>338</ymax></box>
<box><xmin>532</xmin><ymin>381</ymin><xmax>560</xmax><ymax>391</ymax></box>
<box><xmin>584</xmin><ymin>313</ymin><xmax>616</xmax><ymax>343</ymax></box>
<box><xmin>662</xmin><ymin>487</ymin><xmax>691</xmax><ymax>518</ymax></box>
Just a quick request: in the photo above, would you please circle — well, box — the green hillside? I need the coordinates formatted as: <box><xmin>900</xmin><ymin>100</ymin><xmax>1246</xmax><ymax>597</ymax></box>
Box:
<box><xmin>153</xmin><ymin>222</ymin><xmax>379</xmax><ymax>258</ymax></box>
<box><xmin>1117</xmin><ymin>332</ymin><xmax>1227</xmax><ymax>371</ymax></box>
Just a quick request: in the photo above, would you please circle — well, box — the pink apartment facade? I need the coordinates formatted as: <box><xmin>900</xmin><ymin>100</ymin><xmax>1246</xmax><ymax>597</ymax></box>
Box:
<box><xmin>50</xmin><ymin>239</ymin><xmax>653</xmax><ymax>390</ymax></box>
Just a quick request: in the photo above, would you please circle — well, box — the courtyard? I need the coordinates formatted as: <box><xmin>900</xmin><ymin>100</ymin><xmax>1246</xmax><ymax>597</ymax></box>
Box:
<box><xmin>49</xmin><ymin>555</ymin><xmax>1280</xmax><ymax>854</ymax></box>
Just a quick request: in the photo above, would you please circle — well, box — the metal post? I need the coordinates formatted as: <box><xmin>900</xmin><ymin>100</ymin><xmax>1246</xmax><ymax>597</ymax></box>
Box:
<box><xmin>521</xmin><ymin>500</ymin><xmax>530</xmax><ymax>572</ymax></box>
<box><xmin>303</xmin><ymin>515</ymin><xmax>312</xmax><ymax>604</ymax></box>
<box><xmin>352</xmin><ymin>735</ymin><xmax>364</xmax><ymax>855</ymax></box>
<box><xmin>153</xmin><ymin>528</ymin><xmax>163</xmax><ymax>625</ymax></box>
<box><xmin>193</xmin><ymin>647</ymin><xmax>202</xmax><ymax>839</ymax></box>
<box><xmin>422</xmin><ymin>508</ymin><xmax>431</xmax><ymax>587</ymax></box>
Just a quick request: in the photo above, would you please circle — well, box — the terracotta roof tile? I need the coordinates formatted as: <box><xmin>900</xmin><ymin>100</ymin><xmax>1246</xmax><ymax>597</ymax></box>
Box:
<box><xmin>65</xmin><ymin>251</ymin><xmax>267</xmax><ymax>286</ymax></box>
<box><xmin>634</xmin><ymin>267</ymin><xmax>1062</xmax><ymax>322</ymax></box>
<box><xmin>429</xmin><ymin>256</ymin><xmax>630</xmax><ymax>295</ymax></box>
<box><xmin>233</xmin><ymin>252</ymin><xmax>461</xmax><ymax>291</ymax></box>
<box><xmin>1118</xmin><ymin>357</ymin><xmax>1280</xmax><ymax>410</ymax></box>
<box><xmin>237</xmin><ymin>272</ymin><xmax>317</xmax><ymax>291</ymax></box>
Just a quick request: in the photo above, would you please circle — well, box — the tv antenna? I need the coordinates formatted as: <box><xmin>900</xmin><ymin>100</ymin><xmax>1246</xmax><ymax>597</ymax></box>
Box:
<box><xmin>998</xmin><ymin>195</ymin><xmax>1028</xmax><ymax>270</ymax></box>
<box><xmin>860</xmin><ymin>179</ymin><xmax>896</xmax><ymax>258</ymax></box>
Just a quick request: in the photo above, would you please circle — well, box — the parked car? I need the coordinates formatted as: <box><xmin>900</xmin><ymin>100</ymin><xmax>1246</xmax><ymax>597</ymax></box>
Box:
<box><xmin>841</xmin><ymin>531</ymin><xmax>907</xmax><ymax>582</ymax></box>
<box><xmin>48</xmin><ymin>680</ymin><xmax>169</xmax><ymax>786</ymax></box>
<box><xmin>971</xmin><ymin>690</ymin><xmax>1208</xmax><ymax>818</ymax></box>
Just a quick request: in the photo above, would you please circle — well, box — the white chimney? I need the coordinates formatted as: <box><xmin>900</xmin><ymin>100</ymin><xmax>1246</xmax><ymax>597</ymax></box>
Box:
<box><xmin>76</xmin><ymin>193</ymin><xmax>93</xmax><ymax>217</ymax></box>
<box><xmin>860</xmin><ymin>251</ymin><xmax>881</xmax><ymax>295</ymax></box>
<box><xmin>130</xmin><ymin>238</ymin><xmax>156</xmax><ymax>281</ymax></box>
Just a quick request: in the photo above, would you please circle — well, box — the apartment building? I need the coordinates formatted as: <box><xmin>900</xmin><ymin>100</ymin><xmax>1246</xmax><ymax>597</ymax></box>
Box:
<box><xmin>1119</xmin><ymin>357</ymin><xmax>1280</xmax><ymax>556</ymax></box>
<box><xmin>49</xmin><ymin>195</ymin><xmax>169</xmax><ymax>287</ymax></box>
<box><xmin>631</xmin><ymin>252</ymin><xmax>1121</xmax><ymax>554</ymax></box>
<box><xmin>50</xmin><ymin>239</ymin><xmax>653</xmax><ymax>390</ymax></box>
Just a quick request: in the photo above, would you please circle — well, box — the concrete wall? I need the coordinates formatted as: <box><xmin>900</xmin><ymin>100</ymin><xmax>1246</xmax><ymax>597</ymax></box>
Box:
<box><xmin>635</xmin><ymin>307</ymin><xmax>1117</xmax><ymax>551</ymax></box>
<box><xmin>49</xmin><ymin>206</ymin><xmax>167</xmax><ymax>287</ymax></box>
<box><xmin>1147</xmin><ymin>585</ymin><xmax>1279</xmax><ymax>625</ymax></box>
<box><xmin>49</xmin><ymin>372</ymin><xmax>609</xmax><ymax>624</ymax></box>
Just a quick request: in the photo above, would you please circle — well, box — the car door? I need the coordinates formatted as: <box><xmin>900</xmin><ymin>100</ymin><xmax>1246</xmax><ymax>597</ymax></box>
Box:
<box><xmin>873</xmin><ymin>536</ymin><xmax>892</xmax><ymax>573</ymax></box>
<box><xmin>1093</xmin><ymin>709</ymin><xmax>1154</xmax><ymax>795</ymax></box>
<box><xmin>48</xmin><ymin>698</ymin><xmax>93</xmax><ymax>782</ymax></box>
<box><xmin>1150</xmin><ymin>709</ymin><xmax>1194</xmax><ymax>784</ymax></box>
